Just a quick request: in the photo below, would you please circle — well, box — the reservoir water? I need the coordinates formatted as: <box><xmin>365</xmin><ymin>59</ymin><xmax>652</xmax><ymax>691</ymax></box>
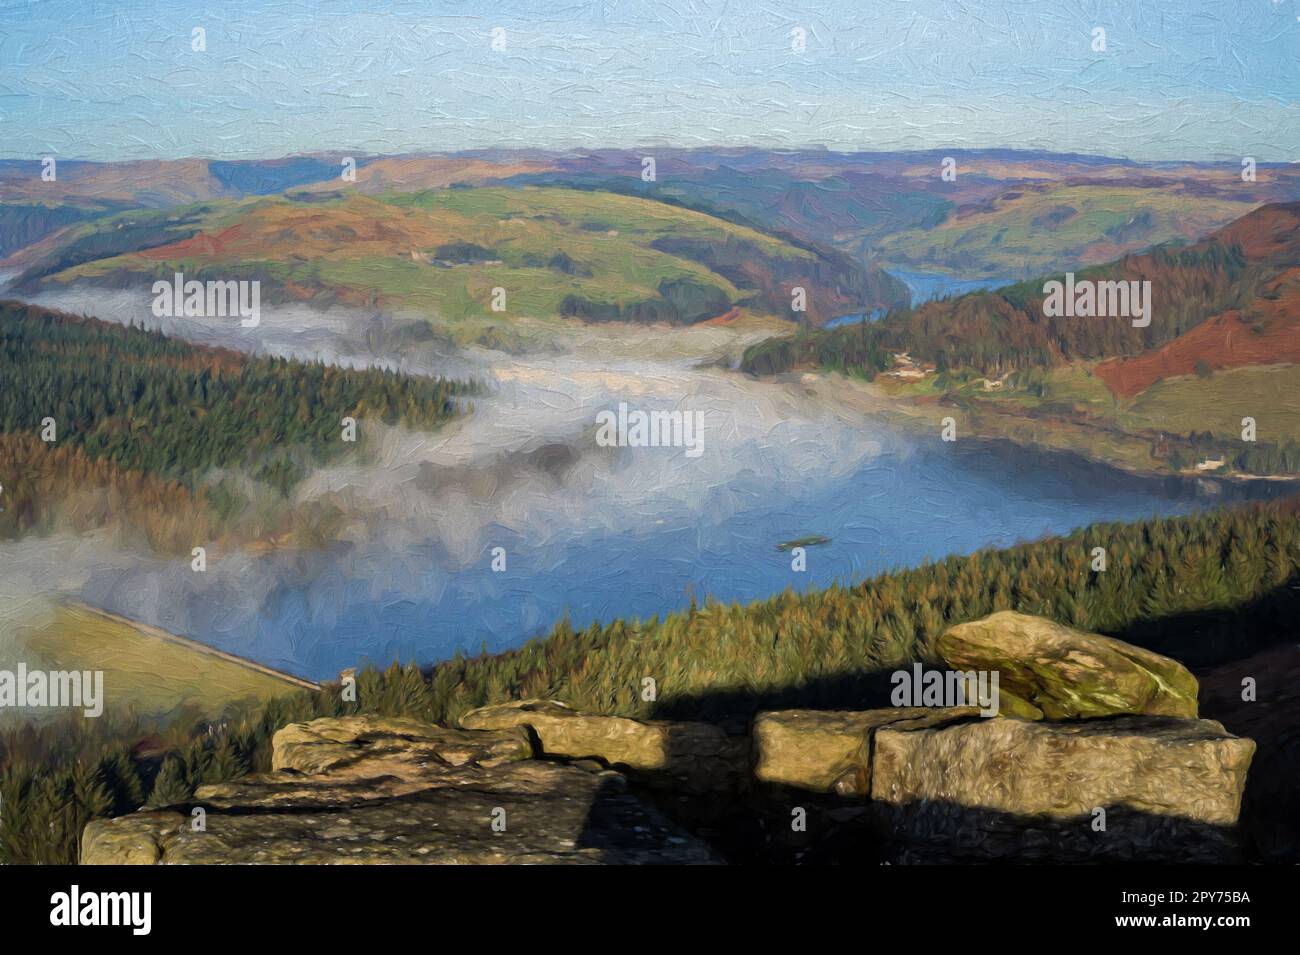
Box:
<box><xmin>81</xmin><ymin>421</ymin><xmax>1260</xmax><ymax>681</ymax></box>
<box><xmin>825</xmin><ymin>268</ymin><xmax>1020</xmax><ymax>328</ymax></box>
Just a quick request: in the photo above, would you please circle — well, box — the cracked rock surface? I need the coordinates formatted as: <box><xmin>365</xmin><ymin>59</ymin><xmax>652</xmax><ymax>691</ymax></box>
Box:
<box><xmin>81</xmin><ymin>715</ymin><xmax>720</xmax><ymax>864</ymax></box>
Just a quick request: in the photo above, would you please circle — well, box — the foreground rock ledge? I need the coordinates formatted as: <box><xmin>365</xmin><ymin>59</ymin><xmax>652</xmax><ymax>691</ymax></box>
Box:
<box><xmin>873</xmin><ymin>714</ymin><xmax>1254</xmax><ymax>862</ymax></box>
<box><xmin>752</xmin><ymin>705</ymin><xmax>1254</xmax><ymax>862</ymax></box>
<box><xmin>81</xmin><ymin>716</ymin><xmax>720</xmax><ymax>864</ymax></box>
<box><xmin>78</xmin><ymin>614</ymin><xmax>1258</xmax><ymax>864</ymax></box>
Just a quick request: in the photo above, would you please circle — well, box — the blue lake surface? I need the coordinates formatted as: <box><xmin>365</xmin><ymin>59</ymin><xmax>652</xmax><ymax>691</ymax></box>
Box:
<box><xmin>826</xmin><ymin>268</ymin><xmax>1020</xmax><ymax>328</ymax></box>
<box><xmin>139</xmin><ymin>436</ymin><xmax>1268</xmax><ymax>682</ymax></box>
<box><xmin>825</xmin><ymin>308</ymin><xmax>886</xmax><ymax>329</ymax></box>
<box><xmin>889</xmin><ymin>268</ymin><xmax>1019</xmax><ymax>305</ymax></box>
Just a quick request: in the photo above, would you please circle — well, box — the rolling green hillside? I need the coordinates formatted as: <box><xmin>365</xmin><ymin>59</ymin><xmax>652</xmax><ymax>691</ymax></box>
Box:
<box><xmin>871</xmin><ymin>183</ymin><xmax>1258</xmax><ymax>278</ymax></box>
<box><xmin>10</xmin><ymin>186</ymin><xmax>906</xmax><ymax>339</ymax></box>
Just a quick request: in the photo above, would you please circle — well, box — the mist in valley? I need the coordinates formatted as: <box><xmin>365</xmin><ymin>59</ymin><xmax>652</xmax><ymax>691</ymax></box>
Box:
<box><xmin>0</xmin><ymin>280</ymin><xmax>901</xmax><ymax>676</ymax></box>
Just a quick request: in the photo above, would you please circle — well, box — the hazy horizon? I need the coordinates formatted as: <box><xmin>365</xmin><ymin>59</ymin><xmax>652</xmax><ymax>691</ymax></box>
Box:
<box><xmin>4</xmin><ymin>0</ymin><xmax>1299</xmax><ymax>164</ymax></box>
<box><xmin>4</xmin><ymin>142</ymin><xmax>1299</xmax><ymax>168</ymax></box>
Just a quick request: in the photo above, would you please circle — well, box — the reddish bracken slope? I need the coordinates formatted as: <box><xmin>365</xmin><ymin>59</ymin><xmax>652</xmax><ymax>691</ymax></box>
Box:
<box><xmin>1095</xmin><ymin>204</ymin><xmax>1300</xmax><ymax>398</ymax></box>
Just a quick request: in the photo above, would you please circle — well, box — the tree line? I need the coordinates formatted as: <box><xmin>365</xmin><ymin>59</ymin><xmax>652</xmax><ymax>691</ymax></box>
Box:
<box><xmin>0</xmin><ymin>300</ymin><xmax>479</xmax><ymax>540</ymax></box>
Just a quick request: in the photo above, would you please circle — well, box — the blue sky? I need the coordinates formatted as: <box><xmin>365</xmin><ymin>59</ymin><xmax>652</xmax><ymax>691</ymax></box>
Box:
<box><xmin>1</xmin><ymin>0</ymin><xmax>1298</xmax><ymax>162</ymax></box>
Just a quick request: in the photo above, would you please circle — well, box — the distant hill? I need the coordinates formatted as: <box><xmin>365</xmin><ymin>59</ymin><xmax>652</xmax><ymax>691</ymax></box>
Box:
<box><xmin>5</xmin><ymin>147</ymin><xmax>1296</xmax><ymax>293</ymax></box>
<box><xmin>495</xmin><ymin>148</ymin><xmax>1299</xmax><ymax>278</ymax></box>
<box><xmin>743</xmin><ymin>202</ymin><xmax>1300</xmax><ymax>379</ymax></box>
<box><xmin>870</xmin><ymin>182</ymin><xmax>1260</xmax><ymax>279</ymax></box>
<box><xmin>297</xmin><ymin>156</ymin><xmax>555</xmax><ymax>195</ymax></box>
<box><xmin>1095</xmin><ymin>204</ymin><xmax>1300</xmax><ymax>396</ymax></box>
<box><xmin>0</xmin><ymin>200</ymin><xmax>128</xmax><ymax>260</ymax></box>
<box><xmin>0</xmin><ymin>156</ymin><xmax>376</xmax><ymax>260</ymax></box>
<box><xmin>739</xmin><ymin>203</ymin><xmax>1300</xmax><ymax>477</ymax></box>
<box><xmin>5</xmin><ymin>186</ymin><xmax>907</xmax><ymax>333</ymax></box>
<box><xmin>0</xmin><ymin>155</ymin><xmax>372</xmax><ymax>207</ymax></box>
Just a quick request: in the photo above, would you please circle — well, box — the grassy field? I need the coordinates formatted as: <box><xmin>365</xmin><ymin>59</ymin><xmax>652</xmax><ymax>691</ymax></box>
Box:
<box><xmin>1118</xmin><ymin>364</ymin><xmax>1300</xmax><ymax>442</ymax></box>
<box><xmin>3</xmin><ymin>602</ymin><xmax>313</xmax><ymax>724</ymax></box>
<box><xmin>873</xmin><ymin>184</ymin><xmax>1255</xmax><ymax>278</ymax></box>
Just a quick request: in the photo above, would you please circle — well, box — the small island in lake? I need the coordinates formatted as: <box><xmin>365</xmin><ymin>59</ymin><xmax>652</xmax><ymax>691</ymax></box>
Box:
<box><xmin>776</xmin><ymin>535</ymin><xmax>832</xmax><ymax>552</ymax></box>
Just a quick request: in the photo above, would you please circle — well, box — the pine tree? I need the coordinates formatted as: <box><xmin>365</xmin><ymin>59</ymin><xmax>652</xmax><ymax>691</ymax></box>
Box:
<box><xmin>147</xmin><ymin>757</ymin><xmax>194</xmax><ymax>808</ymax></box>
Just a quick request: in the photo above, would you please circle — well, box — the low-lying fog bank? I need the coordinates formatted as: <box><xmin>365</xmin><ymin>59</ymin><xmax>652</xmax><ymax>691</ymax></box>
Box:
<box><xmin>0</xmin><ymin>280</ymin><xmax>1231</xmax><ymax>679</ymax></box>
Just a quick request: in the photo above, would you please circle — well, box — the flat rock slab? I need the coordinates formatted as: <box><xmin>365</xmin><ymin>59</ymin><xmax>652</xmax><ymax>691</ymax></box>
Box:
<box><xmin>938</xmin><ymin>611</ymin><xmax>1200</xmax><ymax>720</ymax></box>
<box><xmin>272</xmin><ymin>715</ymin><xmax>534</xmax><ymax>775</ymax></box>
<box><xmin>82</xmin><ymin>717</ymin><xmax>719</xmax><ymax>864</ymax></box>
